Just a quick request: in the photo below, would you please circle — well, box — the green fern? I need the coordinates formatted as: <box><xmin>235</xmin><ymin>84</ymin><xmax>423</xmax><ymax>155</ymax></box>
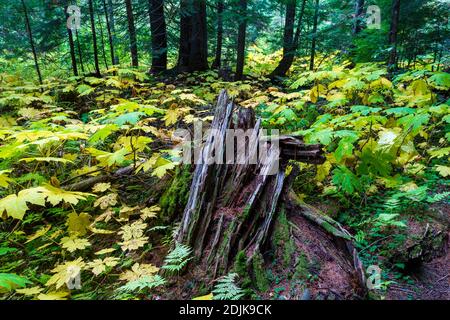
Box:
<box><xmin>161</xmin><ymin>243</ymin><xmax>192</xmax><ymax>273</ymax></box>
<box><xmin>117</xmin><ymin>275</ymin><xmax>166</xmax><ymax>293</ymax></box>
<box><xmin>212</xmin><ymin>273</ymin><xmax>245</xmax><ymax>300</ymax></box>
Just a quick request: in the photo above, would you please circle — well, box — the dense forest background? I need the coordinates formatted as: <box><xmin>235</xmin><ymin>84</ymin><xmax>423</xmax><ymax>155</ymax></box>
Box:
<box><xmin>0</xmin><ymin>0</ymin><xmax>449</xmax><ymax>300</ymax></box>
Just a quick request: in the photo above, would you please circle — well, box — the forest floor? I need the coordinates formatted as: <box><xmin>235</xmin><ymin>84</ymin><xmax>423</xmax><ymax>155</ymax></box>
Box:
<box><xmin>0</xmin><ymin>58</ymin><xmax>449</xmax><ymax>300</ymax></box>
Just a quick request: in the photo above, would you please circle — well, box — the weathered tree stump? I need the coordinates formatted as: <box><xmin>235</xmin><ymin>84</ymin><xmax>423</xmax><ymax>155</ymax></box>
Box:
<box><xmin>176</xmin><ymin>90</ymin><xmax>367</xmax><ymax>297</ymax></box>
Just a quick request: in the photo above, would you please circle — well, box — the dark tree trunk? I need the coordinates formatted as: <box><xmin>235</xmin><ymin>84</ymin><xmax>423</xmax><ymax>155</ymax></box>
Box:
<box><xmin>388</xmin><ymin>0</ymin><xmax>401</xmax><ymax>71</ymax></box>
<box><xmin>175</xmin><ymin>90</ymin><xmax>367</xmax><ymax>298</ymax></box>
<box><xmin>21</xmin><ymin>0</ymin><xmax>43</xmax><ymax>85</ymax></box>
<box><xmin>88</xmin><ymin>0</ymin><xmax>101</xmax><ymax>76</ymax></box>
<box><xmin>75</xmin><ymin>30</ymin><xmax>85</xmax><ymax>73</ymax></box>
<box><xmin>178</xmin><ymin>0</ymin><xmax>208</xmax><ymax>72</ymax></box>
<box><xmin>309</xmin><ymin>0</ymin><xmax>319</xmax><ymax>71</ymax></box>
<box><xmin>107</xmin><ymin>0</ymin><xmax>119</xmax><ymax>65</ymax></box>
<box><xmin>270</xmin><ymin>0</ymin><xmax>307</xmax><ymax>79</ymax></box>
<box><xmin>102</xmin><ymin>0</ymin><xmax>116</xmax><ymax>66</ymax></box>
<box><xmin>64</xmin><ymin>5</ymin><xmax>78</xmax><ymax>76</ymax></box>
<box><xmin>235</xmin><ymin>0</ymin><xmax>247</xmax><ymax>81</ymax></box>
<box><xmin>352</xmin><ymin>0</ymin><xmax>365</xmax><ymax>34</ymax></box>
<box><xmin>125</xmin><ymin>0</ymin><xmax>139</xmax><ymax>67</ymax></box>
<box><xmin>97</xmin><ymin>13</ymin><xmax>109</xmax><ymax>70</ymax></box>
<box><xmin>148</xmin><ymin>0</ymin><xmax>168</xmax><ymax>72</ymax></box>
<box><xmin>211</xmin><ymin>0</ymin><xmax>224</xmax><ymax>69</ymax></box>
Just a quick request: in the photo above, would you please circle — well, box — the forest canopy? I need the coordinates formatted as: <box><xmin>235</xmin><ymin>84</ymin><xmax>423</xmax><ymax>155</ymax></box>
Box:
<box><xmin>0</xmin><ymin>0</ymin><xmax>449</xmax><ymax>301</ymax></box>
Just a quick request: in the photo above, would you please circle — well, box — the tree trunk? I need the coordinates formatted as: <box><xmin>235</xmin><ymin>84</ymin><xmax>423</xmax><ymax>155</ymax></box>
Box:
<box><xmin>175</xmin><ymin>90</ymin><xmax>367</xmax><ymax>298</ymax></box>
<box><xmin>178</xmin><ymin>0</ymin><xmax>208</xmax><ymax>72</ymax></box>
<box><xmin>88</xmin><ymin>0</ymin><xmax>101</xmax><ymax>76</ymax></box>
<box><xmin>64</xmin><ymin>5</ymin><xmax>78</xmax><ymax>76</ymax></box>
<box><xmin>211</xmin><ymin>0</ymin><xmax>224</xmax><ymax>69</ymax></box>
<box><xmin>148</xmin><ymin>0</ymin><xmax>168</xmax><ymax>73</ymax></box>
<box><xmin>388</xmin><ymin>0</ymin><xmax>401</xmax><ymax>71</ymax></box>
<box><xmin>107</xmin><ymin>0</ymin><xmax>119</xmax><ymax>65</ymax></box>
<box><xmin>21</xmin><ymin>0</ymin><xmax>43</xmax><ymax>85</ymax></box>
<box><xmin>352</xmin><ymin>0</ymin><xmax>365</xmax><ymax>34</ymax></box>
<box><xmin>75</xmin><ymin>30</ymin><xmax>85</xmax><ymax>74</ymax></box>
<box><xmin>235</xmin><ymin>0</ymin><xmax>247</xmax><ymax>81</ymax></box>
<box><xmin>125</xmin><ymin>0</ymin><xmax>139</xmax><ymax>67</ymax></box>
<box><xmin>97</xmin><ymin>13</ymin><xmax>109</xmax><ymax>70</ymax></box>
<box><xmin>270</xmin><ymin>0</ymin><xmax>307</xmax><ymax>79</ymax></box>
<box><xmin>309</xmin><ymin>0</ymin><xmax>319</xmax><ymax>71</ymax></box>
<box><xmin>102</xmin><ymin>0</ymin><xmax>116</xmax><ymax>66</ymax></box>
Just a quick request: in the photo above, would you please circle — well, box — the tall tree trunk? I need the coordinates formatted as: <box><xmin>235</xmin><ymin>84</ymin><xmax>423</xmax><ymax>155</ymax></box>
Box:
<box><xmin>107</xmin><ymin>0</ymin><xmax>119</xmax><ymax>65</ymax></box>
<box><xmin>148</xmin><ymin>0</ymin><xmax>168</xmax><ymax>72</ymax></box>
<box><xmin>235</xmin><ymin>0</ymin><xmax>247</xmax><ymax>81</ymax></box>
<box><xmin>388</xmin><ymin>0</ymin><xmax>401</xmax><ymax>71</ymax></box>
<box><xmin>88</xmin><ymin>0</ymin><xmax>101</xmax><ymax>76</ymax></box>
<box><xmin>178</xmin><ymin>0</ymin><xmax>208</xmax><ymax>72</ymax></box>
<box><xmin>65</xmin><ymin>5</ymin><xmax>78</xmax><ymax>76</ymax></box>
<box><xmin>125</xmin><ymin>0</ymin><xmax>139</xmax><ymax>67</ymax></box>
<box><xmin>309</xmin><ymin>0</ymin><xmax>319</xmax><ymax>71</ymax></box>
<box><xmin>97</xmin><ymin>14</ymin><xmax>109</xmax><ymax>70</ymax></box>
<box><xmin>102</xmin><ymin>0</ymin><xmax>116</xmax><ymax>66</ymax></box>
<box><xmin>352</xmin><ymin>0</ymin><xmax>365</xmax><ymax>34</ymax></box>
<box><xmin>76</xmin><ymin>30</ymin><xmax>85</xmax><ymax>73</ymax></box>
<box><xmin>21</xmin><ymin>0</ymin><xmax>43</xmax><ymax>85</ymax></box>
<box><xmin>270</xmin><ymin>0</ymin><xmax>307</xmax><ymax>79</ymax></box>
<box><xmin>211</xmin><ymin>0</ymin><xmax>224</xmax><ymax>69</ymax></box>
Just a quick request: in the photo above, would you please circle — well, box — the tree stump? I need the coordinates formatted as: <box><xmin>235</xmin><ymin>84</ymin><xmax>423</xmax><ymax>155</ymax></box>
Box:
<box><xmin>176</xmin><ymin>90</ymin><xmax>367</xmax><ymax>297</ymax></box>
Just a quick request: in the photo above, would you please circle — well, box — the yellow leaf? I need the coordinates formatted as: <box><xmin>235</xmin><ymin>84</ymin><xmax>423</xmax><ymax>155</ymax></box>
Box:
<box><xmin>140</xmin><ymin>205</ymin><xmax>160</xmax><ymax>220</ymax></box>
<box><xmin>92</xmin><ymin>182</ymin><xmax>111</xmax><ymax>193</ymax></box>
<box><xmin>94</xmin><ymin>248</ymin><xmax>116</xmax><ymax>255</ymax></box>
<box><xmin>435</xmin><ymin>165</ymin><xmax>450</xmax><ymax>177</ymax></box>
<box><xmin>37</xmin><ymin>291</ymin><xmax>70</xmax><ymax>300</ymax></box>
<box><xmin>119</xmin><ymin>263</ymin><xmax>159</xmax><ymax>282</ymax></box>
<box><xmin>94</xmin><ymin>193</ymin><xmax>118</xmax><ymax>209</ymax></box>
<box><xmin>0</xmin><ymin>170</ymin><xmax>13</xmax><ymax>188</ymax></box>
<box><xmin>26</xmin><ymin>224</ymin><xmax>52</xmax><ymax>243</ymax></box>
<box><xmin>193</xmin><ymin>293</ymin><xmax>214</xmax><ymax>300</ymax></box>
<box><xmin>16</xmin><ymin>286</ymin><xmax>43</xmax><ymax>296</ymax></box>
<box><xmin>67</xmin><ymin>212</ymin><xmax>91</xmax><ymax>236</ymax></box>
<box><xmin>46</xmin><ymin>258</ymin><xmax>85</xmax><ymax>290</ymax></box>
<box><xmin>60</xmin><ymin>237</ymin><xmax>91</xmax><ymax>253</ymax></box>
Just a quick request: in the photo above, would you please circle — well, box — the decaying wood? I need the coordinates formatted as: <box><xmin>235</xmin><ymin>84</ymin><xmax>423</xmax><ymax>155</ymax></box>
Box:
<box><xmin>176</xmin><ymin>89</ymin><xmax>367</xmax><ymax>296</ymax></box>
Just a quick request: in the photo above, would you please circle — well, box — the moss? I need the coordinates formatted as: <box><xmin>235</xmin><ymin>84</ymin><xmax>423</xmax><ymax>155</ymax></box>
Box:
<box><xmin>233</xmin><ymin>250</ymin><xmax>252</xmax><ymax>290</ymax></box>
<box><xmin>252</xmin><ymin>252</ymin><xmax>270</xmax><ymax>292</ymax></box>
<box><xmin>272</xmin><ymin>208</ymin><xmax>295</xmax><ymax>266</ymax></box>
<box><xmin>159</xmin><ymin>165</ymin><xmax>192</xmax><ymax>221</ymax></box>
<box><xmin>294</xmin><ymin>252</ymin><xmax>310</xmax><ymax>280</ymax></box>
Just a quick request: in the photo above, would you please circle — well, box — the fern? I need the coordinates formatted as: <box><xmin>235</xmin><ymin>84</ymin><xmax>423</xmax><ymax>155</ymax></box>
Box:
<box><xmin>117</xmin><ymin>275</ymin><xmax>166</xmax><ymax>293</ymax></box>
<box><xmin>212</xmin><ymin>273</ymin><xmax>245</xmax><ymax>300</ymax></box>
<box><xmin>427</xmin><ymin>192</ymin><xmax>450</xmax><ymax>203</ymax></box>
<box><xmin>161</xmin><ymin>243</ymin><xmax>192</xmax><ymax>273</ymax></box>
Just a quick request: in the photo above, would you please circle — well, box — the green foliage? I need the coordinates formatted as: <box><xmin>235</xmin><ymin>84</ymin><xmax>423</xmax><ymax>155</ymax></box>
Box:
<box><xmin>212</xmin><ymin>273</ymin><xmax>245</xmax><ymax>300</ymax></box>
<box><xmin>161</xmin><ymin>243</ymin><xmax>192</xmax><ymax>274</ymax></box>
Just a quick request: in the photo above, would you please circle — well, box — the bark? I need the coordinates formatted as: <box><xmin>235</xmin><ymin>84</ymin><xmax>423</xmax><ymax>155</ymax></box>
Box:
<box><xmin>388</xmin><ymin>0</ymin><xmax>401</xmax><ymax>71</ymax></box>
<box><xmin>75</xmin><ymin>30</ymin><xmax>85</xmax><ymax>73</ymax></box>
<box><xmin>177</xmin><ymin>0</ymin><xmax>208</xmax><ymax>72</ymax></box>
<box><xmin>235</xmin><ymin>0</ymin><xmax>247</xmax><ymax>81</ymax></box>
<box><xmin>175</xmin><ymin>90</ymin><xmax>367</xmax><ymax>297</ymax></box>
<box><xmin>97</xmin><ymin>13</ymin><xmax>109</xmax><ymax>70</ymax></box>
<box><xmin>102</xmin><ymin>0</ymin><xmax>116</xmax><ymax>66</ymax></box>
<box><xmin>64</xmin><ymin>5</ymin><xmax>78</xmax><ymax>76</ymax></box>
<box><xmin>148</xmin><ymin>0</ymin><xmax>168</xmax><ymax>72</ymax></box>
<box><xmin>125</xmin><ymin>0</ymin><xmax>139</xmax><ymax>67</ymax></box>
<box><xmin>309</xmin><ymin>0</ymin><xmax>319</xmax><ymax>71</ymax></box>
<box><xmin>107</xmin><ymin>0</ymin><xmax>119</xmax><ymax>65</ymax></box>
<box><xmin>88</xmin><ymin>0</ymin><xmax>101</xmax><ymax>76</ymax></box>
<box><xmin>21</xmin><ymin>0</ymin><xmax>43</xmax><ymax>85</ymax></box>
<box><xmin>352</xmin><ymin>0</ymin><xmax>365</xmax><ymax>35</ymax></box>
<box><xmin>270</xmin><ymin>0</ymin><xmax>307</xmax><ymax>79</ymax></box>
<box><xmin>211</xmin><ymin>0</ymin><xmax>224</xmax><ymax>69</ymax></box>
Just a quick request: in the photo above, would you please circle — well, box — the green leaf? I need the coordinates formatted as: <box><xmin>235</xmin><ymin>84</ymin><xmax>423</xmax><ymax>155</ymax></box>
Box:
<box><xmin>332</xmin><ymin>166</ymin><xmax>361</xmax><ymax>194</ymax></box>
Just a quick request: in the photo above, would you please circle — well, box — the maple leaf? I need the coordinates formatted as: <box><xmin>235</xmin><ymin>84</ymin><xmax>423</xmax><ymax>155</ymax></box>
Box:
<box><xmin>141</xmin><ymin>205</ymin><xmax>160</xmax><ymax>220</ymax></box>
<box><xmin>37</xmin><ymin>291</ymin><xmax>70</xmax><ymax>300</ymax></box>
<box><xmin>92</xmin><ymin>182</ymin><xmax>111</xmax><ymax>193</ymax></box>
<box><xmin>332</xmin><ymin>166</ymin><xmax>361</xmax><ymax>194</ymax></box>
<box><xmin>94</xmin><ymin>193</ymin><xmax>118</xmax><ymax>209</ymax></box>
<box><xmin>25</xmin><ymin>224</ymin><xmax>52</xmax><ymax>243</ymax></box>
<box><xmin>46</xmin><ymin>258</ymin><xmax>85</xmax><ymax>290</ymax></box>
<box><xmin>435</xmin><ymin>165</ymin><xmax>450</xmax><ymax>177</ymax></box>
<box><xmin>60</xmin><ymin>237</ymin><xmax>91</xmax><ymax>253</ymax></box>
<box><xmin>0</xmin><ymin>170</ymin><xmax>13</xmax><ymax>188</ymax></box>
<box><xmin>40</xmin><ymin>184</ymin><xmax>94</xmax><ymax>206</ymax></box>
<box><xmin>163</xmin><ymin>109</ymin><xmax>179</xmax><ymax>126</ymax></box>
<box><xmin>94</xmin><ymin>248</ymin><xmax>116</xmax><ymax>256</ymax></box>
<box><xmin>0</xmin><ymin>187</ymin><xmax>46</xmax><ymax>220</ymax></box>
<box><xmin>119</xmin><ymin>263</ymin><xmax>160</xmax><ymax>282</ymax></box>
<box><xmin>87</xmin><ymin>257</ymin><xmax>119</xmax><ymax>276</ymax></box>
<box><xmin>152</xmin><ymin>161</ymin><xmax>178</xmax><ymax>178</ymax></box>
<box><xmin>15</xmin><ymin>286</ymin><xmax>43</xmax><ymax>296</ymax></box>
<box><xmin>66</xmin><ymin>212</ymin><xmax>91</xmax><ymax>236</ymax></box>
<box><xmin>97</xmin><ymin>148</ymin><xmax>129</xmax><ymax>167</ymax></box>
